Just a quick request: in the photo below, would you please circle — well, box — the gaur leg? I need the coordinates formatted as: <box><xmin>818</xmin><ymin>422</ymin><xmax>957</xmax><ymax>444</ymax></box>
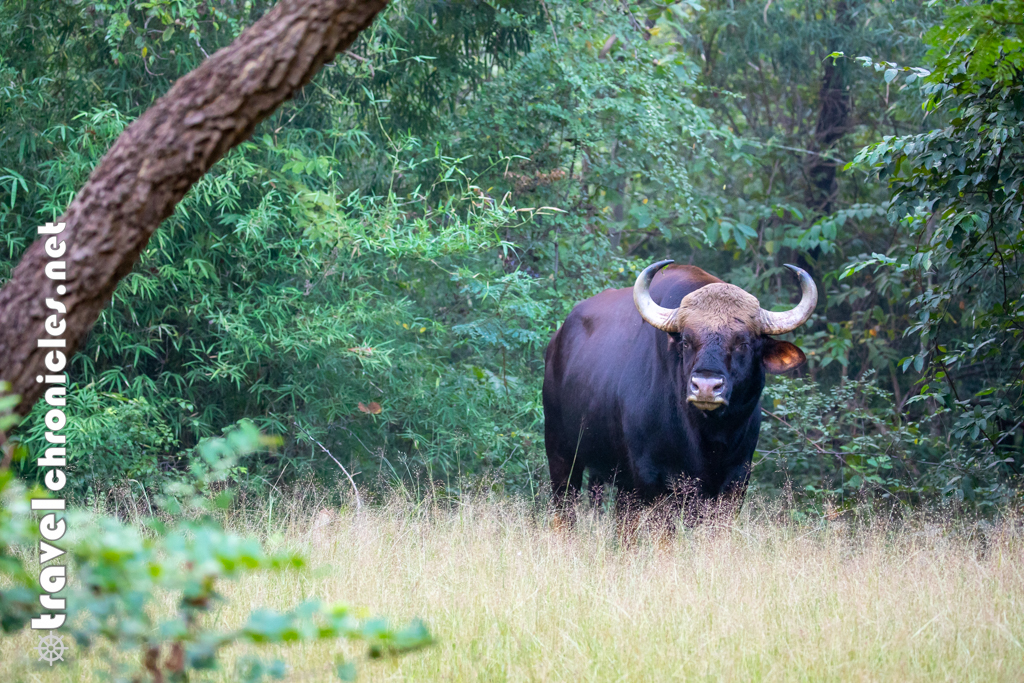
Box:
<box><xmin>613</xmin><ymin>488</ymin><xmax>643</xmax><ymax>546</ymax></box>
<box><xmin>715</xmin><ymin>459</ymin><xmax>753</xmax><ymax>516</ymax></box>
<box><xmin>550</xmin><ymin>456</ymin><xmax>584</xmax><ymax>507</ymax></box>
<box><xmin>547</xmin><ymin>437</ymin><xmax>585</xmax><ymax>528</ymax></box>
<box><xmin>614</xmin><ymin>490</ymin><xmax>678</xmax><ymax>546</ymax></box>
<box><xmin>612</xmin><ymin>448</ymin><xmax>670</xmax><ymax>542</ymax></box>
<box><xmin>588</xmin><ymin>471</ymin><xmax>611</xmax><ymax>510</ymax></box>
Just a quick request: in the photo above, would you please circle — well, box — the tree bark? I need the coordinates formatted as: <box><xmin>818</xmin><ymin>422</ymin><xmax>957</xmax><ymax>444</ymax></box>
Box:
<box><xmin>805</xmin><ymin>0</ymin><xmax>852</xmax><ymax>216</ymax></box>
<box><xmin>0</xmin><ymin>0</ymin><xmax>388</xmax><ymax>416</ymax></box>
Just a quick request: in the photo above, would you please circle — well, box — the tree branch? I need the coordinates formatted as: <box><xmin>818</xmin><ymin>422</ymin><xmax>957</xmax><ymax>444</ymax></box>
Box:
<box><xmin>294</xmin><ymin>421</ymin><xmax>362</xmax><ymax>510</ymax></box>
<box><xmin>0</xmin><ymin>0</ymin><xmax>388</xmax><ymax>416</ymax></box>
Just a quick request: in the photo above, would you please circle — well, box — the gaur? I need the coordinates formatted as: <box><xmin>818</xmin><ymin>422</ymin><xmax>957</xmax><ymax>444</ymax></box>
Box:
<box><xmin>542</xmin><ymin>260</ymin><xmax>816</xmax><ymax>516</ymax></box>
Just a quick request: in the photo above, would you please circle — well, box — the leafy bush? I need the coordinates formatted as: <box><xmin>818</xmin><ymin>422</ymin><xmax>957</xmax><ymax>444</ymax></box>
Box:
<box><xmin>0</xmin><ymin>421</ymin><xmax>431</xmax><ymax>680</ymax></box>
<box><xmin>843</xmin><ymin>0</ymin><xmax>1024</xmax><ymax>507</ymax></box>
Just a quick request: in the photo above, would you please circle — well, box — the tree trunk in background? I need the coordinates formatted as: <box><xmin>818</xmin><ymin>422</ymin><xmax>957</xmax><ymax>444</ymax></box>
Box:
<box><xmin>805</xmin><ymin>0</ymin><xmax>852</xmax><ymax>216</ymax></box>
<box><xmin>609</xmin><ymin>140</ymin><xmax>625</xmax><ymax>251</ymax></box>
<box><xmin>0</xmin><ymin>0</ymin><xmax>388</xmax><ymax>417</ymax></box>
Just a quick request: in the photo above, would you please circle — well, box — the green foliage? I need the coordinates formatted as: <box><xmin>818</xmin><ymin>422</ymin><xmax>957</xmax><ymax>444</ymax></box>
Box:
<box><xmin>845</xmin><ymin>0</ymin><xmax>1024</xmax><ymax>507</ymax></box>
<box><xmin>0</xmin><ymin>0</ymin><xmax>729</xmax><ymax>499</ymax></box>
<box><xmin>759</xmin><ymin>374</ymin><xmax>961</xmax><ymax>504</ymax></box>
<box><xmin>16</xmin><ymin>385</ymin><xmax>179</xmax><ymax>499</ymax></box>
<box><xmin>0</xmin><ymin>421</ymin><xmax>431</xmax><ymax>680</ymax></box>
<box><xmin>1</xmin><ymin>0</ymin><xmax>1022</xmax><ymax>511</ymax></box>
<box><xmin>0</xmin><ymin>382</ymin><xmax>20</xmax><ymax>437</ymax></box>
<box><xmin>924</xmin><ymin>0</ymin><xmax>1024</xmax><ymax>87</ymax></box>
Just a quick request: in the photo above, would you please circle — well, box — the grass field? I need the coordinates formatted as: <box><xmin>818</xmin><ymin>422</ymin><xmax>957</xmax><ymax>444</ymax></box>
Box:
<box><xmin>2</xmin><ymin>492</ymin><xmax>1023</xmax><ymax>682</ymax></box>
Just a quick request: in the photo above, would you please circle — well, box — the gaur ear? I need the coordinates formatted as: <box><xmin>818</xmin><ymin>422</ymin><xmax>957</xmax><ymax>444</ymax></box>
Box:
<box><xmin>762</xmin><ymin>338</ymin><xmax>806</xmax><ymax>374</ymax></box>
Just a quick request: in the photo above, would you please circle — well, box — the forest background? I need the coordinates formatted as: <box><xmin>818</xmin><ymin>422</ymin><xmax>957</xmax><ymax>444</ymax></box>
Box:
<box><xmin>2</xmin><ymin>0</ymin><xmax>1022</xmax><ymax>513</ymax></box>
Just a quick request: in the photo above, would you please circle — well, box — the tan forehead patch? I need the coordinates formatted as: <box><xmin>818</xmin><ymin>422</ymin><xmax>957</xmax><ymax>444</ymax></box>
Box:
<box><xmin>673</xmin><ymin>283</ymin><xmax>761</xmax><ymax>333</ymax></box>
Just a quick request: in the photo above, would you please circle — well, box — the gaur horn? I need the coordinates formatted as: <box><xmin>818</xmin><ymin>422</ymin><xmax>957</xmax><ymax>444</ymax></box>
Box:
<box><xmin>758</xmin><ymin>264</ymin><xmax>818</xmax><ymax>335</ymax></box>
<box><xmin>633</xmin><ymin>260</ymin><xmax>680</xmax><ymax>333</ymax></box>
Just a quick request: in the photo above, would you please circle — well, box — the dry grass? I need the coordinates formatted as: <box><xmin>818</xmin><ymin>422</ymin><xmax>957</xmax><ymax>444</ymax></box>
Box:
<box><xmin>3</xmin><ymin>492</ymin><xmax>1023</xmax><ymax>682</ymax></box>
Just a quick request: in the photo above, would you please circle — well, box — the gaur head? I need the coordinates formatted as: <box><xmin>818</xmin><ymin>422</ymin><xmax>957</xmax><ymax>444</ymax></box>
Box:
<box><xmin>633</xmin><ymin>260</ymin><xmax>816</xmax><ymax>413</ymax></box>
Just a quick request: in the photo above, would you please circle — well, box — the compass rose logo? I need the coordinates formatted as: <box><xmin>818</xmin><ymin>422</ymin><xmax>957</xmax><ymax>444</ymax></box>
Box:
<box><xmin>35</xmin><ymin>631</ymin><xmax>68</xmax><ymax>666</ymax></box>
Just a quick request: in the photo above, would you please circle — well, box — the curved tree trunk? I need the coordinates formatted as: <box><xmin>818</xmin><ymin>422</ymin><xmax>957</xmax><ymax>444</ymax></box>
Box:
<box><xmin>0</xmin><ymin>0</ymin><xmax>388</xmax><ymax>417</ymax></box>
<box><xmin>805</xmin><ymin>0</ymin><xmax>852</xmax><ymax>216</ymax></box>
